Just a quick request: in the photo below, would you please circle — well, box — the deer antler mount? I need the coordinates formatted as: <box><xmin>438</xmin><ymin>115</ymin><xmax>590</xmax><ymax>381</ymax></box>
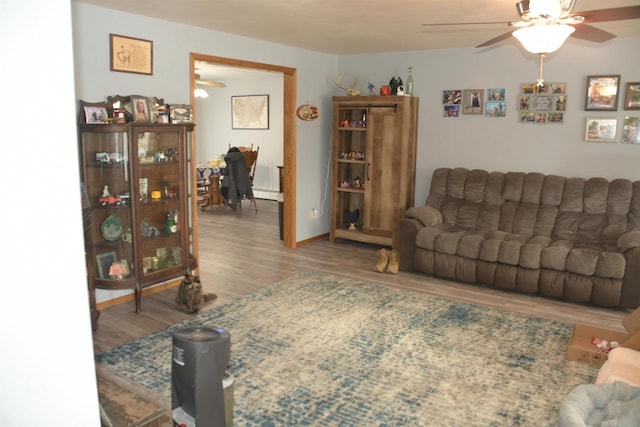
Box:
<box><xmin>335</xmin><ymin>74</ymin><xmax>361</xmax><ymax>96</ymax></box>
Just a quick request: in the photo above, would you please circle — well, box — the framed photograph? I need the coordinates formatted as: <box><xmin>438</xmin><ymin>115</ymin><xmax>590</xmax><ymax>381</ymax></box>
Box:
<box><xmin>443</xmin><ymin>105</ymin><xmax>459</xmax><ymax>117</ymax></box>
<box><xmin>131</xmin><ymin>97</ymin><xmax>151</xmax><ymax>122</ymax></box>
<box><xmin>624</xmin><ymin>82</ymin><xmax>640</xmax><ymax>110</ymax></box>
<box><xmin>622</xmin><ymin>116</ymin><xmax>640</xmax><ymax>144</ymax></box>
<box><xmin>110</xmin><ymin>34</ymin><xmax>153</xmax><ymax>75</ymax></box>
<box><xmin>585</xmin><ymin>75</ymin><xmax>621</xmax><ymax>111</ymax></box>
<box><xmin>485</xmin><ymin>101</ymin><xmax>506</xmax><ymax>117</ymax></box>
<box><xmin>232</xmin><ymin>95</ymin><xmax>269</xmax><ymax>129</ymax></box>
<box><xmin>83</xmin><ymin>106</ymin><xmax>108</xmax><ymax>124</ymax></box>
<box><xmin>519</xmin><ymin>82</ymin><xmax>567</xmax><ymax>124</ymax></box>
<box><xmin>96</xmin><ymin>251</ymin><xmax>117</xmax><ymax>279</ymax></box>
<box><xmin>487</xmin><ymin>88</ymin><xmax>505</xmax><ymax>101</ymax></box>
<box><xmin>169</xmin><ymin>104</ymin><xmax>193</xmax><ymax>124</ymax></box>
<box><xmin>585</xmin><ymin>117</ymin><xmax>618</xmax><ymax>142</ymax></box>
<box><xmin>442</xmin><ymin>90</ymin><xmax>461</xmax><ymax>104</ymax></box>
<box><xmin>462</xmin><ymin>89</ymin><xmax>483</xmax><ymax>115</ymax></box>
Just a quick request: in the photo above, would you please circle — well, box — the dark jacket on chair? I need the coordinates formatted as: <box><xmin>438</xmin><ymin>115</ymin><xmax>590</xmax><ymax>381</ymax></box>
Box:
<box><xmin>222</xmin><ymin>149</ymin><xmax>253</xmax><ymax>205</ymax></box>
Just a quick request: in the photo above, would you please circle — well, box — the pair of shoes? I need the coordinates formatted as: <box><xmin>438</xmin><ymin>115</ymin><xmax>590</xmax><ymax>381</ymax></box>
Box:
<box><xmin>374</xmin><ymin>248</ymin><xmax>399</xmax><ymax>274</ymax></box>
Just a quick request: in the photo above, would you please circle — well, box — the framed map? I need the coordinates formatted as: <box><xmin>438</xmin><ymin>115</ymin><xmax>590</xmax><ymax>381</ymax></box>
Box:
<box><xmin>110</xmin><ymin>34</ymin><xmax>153</xmax><ymax>75</ymax></box>
<box><xmin>231</xmin><ymin>95</ymin><xmax>269</xmax><ymax>129</ymax></box>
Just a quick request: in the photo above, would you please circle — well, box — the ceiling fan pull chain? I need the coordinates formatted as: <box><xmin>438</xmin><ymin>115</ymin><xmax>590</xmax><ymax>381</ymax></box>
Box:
<box><xmin>536</xmin><ymin>53</ymin><xmax>546</xmax><ymax>87</ymax></box>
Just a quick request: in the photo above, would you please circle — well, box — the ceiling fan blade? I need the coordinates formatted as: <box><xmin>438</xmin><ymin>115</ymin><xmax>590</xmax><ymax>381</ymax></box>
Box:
<box><xmin>570</xmin><ymin>24</ymin><xmax>616</xmax><ymax>43</ymax></box>
<box><xmin>422</xmin><ymin>21</ymin><xmax>509</xmax><ymax>26</ymax></box>
<box><xmin>196</xmin><ymin>80</ymin><xmax>226</xmax><ymax>87</ymax></box>
<box><xmin>576</xmin><ymin>6</ymin><xmax>640</xmax><ymax>23</ymax></box>
<box><xmin>476</xmin><ymin>30</ymin><xmax>515</xmax><ymax>48</ymax></box>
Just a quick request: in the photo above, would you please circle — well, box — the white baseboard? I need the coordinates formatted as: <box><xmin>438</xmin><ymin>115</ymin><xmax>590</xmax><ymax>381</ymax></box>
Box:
<box><xmin>253</xmin><ymin>189</ymin><xmax>280</xmax><ymax>201</ymax></box>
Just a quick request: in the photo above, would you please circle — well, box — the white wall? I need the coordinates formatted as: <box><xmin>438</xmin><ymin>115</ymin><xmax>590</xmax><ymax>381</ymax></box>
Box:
<box><xmin>338</xmin><ymin>37</ymin><xmax>640</xmax><ymax>204</ymax></box>
<box><xmin>195</xmin><ymin>71</ymin><xmax>284</xmax><ymax>194</ymax></box>
<box><xmin>0</xmin><ymin>1</ymin><xmax>100</xmax><ymax>425</ymax></box>
<box><xmin>72</xmin><ymin>3</ymin><xmax>337</xmax><ymax>303</ymax></box>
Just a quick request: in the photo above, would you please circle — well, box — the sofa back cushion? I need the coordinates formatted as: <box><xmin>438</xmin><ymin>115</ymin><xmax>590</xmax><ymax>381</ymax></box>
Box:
<box><xmin>426</xmin><ymin>168</ymin><xmax>638</xmax><ymax>243</ymax></box>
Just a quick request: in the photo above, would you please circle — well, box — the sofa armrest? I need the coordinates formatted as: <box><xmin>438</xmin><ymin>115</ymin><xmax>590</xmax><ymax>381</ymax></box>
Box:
<box><xmin>618</xmin><ymin>230</ymin><xmax>640</xmax><ymax>252</ymax></box>
<box><xmin>404</xmin><ymin>205</ymin><xmax>443</xmax><ymax>227</ymax></box>
<box><xmin>398</xmin><ymin>217</ymin><xmax>422</xmax><ymax>271</ymax></box>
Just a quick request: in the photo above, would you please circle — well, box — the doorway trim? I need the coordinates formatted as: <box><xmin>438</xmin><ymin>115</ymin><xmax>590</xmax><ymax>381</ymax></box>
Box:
<box><xmin>190</xmin><ymin>53</ymin><xmax>297</xmax><ymax>249</ymax></box>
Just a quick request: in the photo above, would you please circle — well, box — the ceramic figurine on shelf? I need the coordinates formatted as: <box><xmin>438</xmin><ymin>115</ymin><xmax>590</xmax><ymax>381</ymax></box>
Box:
<box><xmin>367</xmin><ymin>82</ymin><xmax>376</xmax><ymax>96</ymax></box>
<box><xmin>343</xmin><ymin>209</ymin><xmax>360</xmax><ymax>231</ymax></box>
<box><xmin>389</xmin><ymin>76</ymin><xmax>403</xmax><ymax>95</ymax></box>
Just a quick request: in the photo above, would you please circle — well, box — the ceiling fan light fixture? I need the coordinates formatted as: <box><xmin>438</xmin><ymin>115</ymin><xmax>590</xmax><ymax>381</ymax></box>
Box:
<box><xmin>194</xmin><ymin>85</ymin><xmax>209</xmax><ymax>98</ymax></box>
<box><xmin>513</xmin><ymin>23</ymin><xmax>575</xmax><ymax>54</ymax></box>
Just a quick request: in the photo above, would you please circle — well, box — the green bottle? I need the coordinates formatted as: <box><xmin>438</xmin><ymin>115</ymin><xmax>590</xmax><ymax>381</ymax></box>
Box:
<box><xmin>406</xmin><ymin>67</ymin><xmax>414</xmax><ymax>96</ymax></box>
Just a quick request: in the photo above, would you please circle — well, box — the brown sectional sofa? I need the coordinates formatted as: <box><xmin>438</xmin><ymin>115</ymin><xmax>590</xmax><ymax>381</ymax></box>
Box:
<box><xmin>398</xmin><ymin>168</ymin><xmax>640</xmax><ymax>308</ymax></box>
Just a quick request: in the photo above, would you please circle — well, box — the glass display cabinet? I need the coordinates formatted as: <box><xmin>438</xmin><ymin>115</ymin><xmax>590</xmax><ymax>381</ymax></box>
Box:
<box><xmin>79</xmin><ymin>123</ymin><xmax>195</xmax><ymax>315</ymax></box>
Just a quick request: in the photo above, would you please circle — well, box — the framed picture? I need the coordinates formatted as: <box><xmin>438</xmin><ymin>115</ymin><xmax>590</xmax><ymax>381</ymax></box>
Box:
<box><xmin>96</xmin><ymin>251</ymin><xmax>117</xmax><ymax>279</ymax></box>
<box><xmin>485</xmin><ymin>101</ymin><xmax>506</xmax><ymax>117</ymax></box>
<box><xmin>232</xmin><ymin>95</ymin><xmax>269</xmax><ymax>129</ymax></box>
<box><xmin>108</xmin><ymin>259</ymin><xmax>131</xmax><ymax>280</ymax></box>
<box><xmin>443</xmin><ymin>105</ymin><xmax>459</xmax><ymax>117</ymax></box>
<box><xmin>585</xmin><ymin>117</ymin><xmax>618</xmax><ymax>142</ymax></box>
<box><xmin>519</xmin><ymin>82</ymin><xmax>567</xmax><ymax>124</ymax></box>
<box><xmin>622</xmin><ymin>116</ymin><xmax>640</xmax><ymax>144</ymax></box>
<box><xmin>462</xmin><ymin>89</ymin><xmax>483</xmax><ymax>115</ymax></box>
<box><xmin>585</xmin><ymin>75</ymin><xmax>621</xmax><ymax>111</ymax></box>
<box><xmin>624</xmin><ymin>82</ymin><xmax>640</xmax><ymax>110</ymax></box>
<box><xmin>110</xmin><ymin>34</ymin><xmax>153</xmax><ymax>75</ymax></box>
<box><xmin>131</xmin><ymin>97</ymin><xmax>151</xmax><ymax>122</ymax></box>
<box><xmin>487</xmin><ymin>88</ymin><xmax>505</xmax><ymax>101</ymax></box>
<box><xmin>83</xmin><ymin>106</ymin><xmax>108</xmax><ymax>124</ymax></box>
<box><xmin>169</xmin><ymin>104</ymin><xmax>193</xmax><ymax>124</ymax></box>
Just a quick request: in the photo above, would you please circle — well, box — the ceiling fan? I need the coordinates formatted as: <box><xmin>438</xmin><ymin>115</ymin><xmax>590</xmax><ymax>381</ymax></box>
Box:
<box><xmin>195</xmin><ymin>73</ymin><xmax>226</xmax><ymax>88</ymax></box>
<box><xmin>194</xmin><ymin>73</ymin><xmax>225</xmax><ymax>98</ymax></box>
<box><xmin>422</xmin><ymin>0</ymin><xmax>640</xmax><ymax>50</ymax></box>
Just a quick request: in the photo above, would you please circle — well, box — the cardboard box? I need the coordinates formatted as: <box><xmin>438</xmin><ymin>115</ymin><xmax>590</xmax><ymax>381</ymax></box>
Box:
<box><xmin>566</xmin><ymin>307</ymin><xmax>640</xmax><ymax>367</ymax></box>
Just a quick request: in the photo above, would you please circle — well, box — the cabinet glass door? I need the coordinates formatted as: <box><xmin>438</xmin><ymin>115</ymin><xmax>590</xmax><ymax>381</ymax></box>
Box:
<box><xmin>134</xmin><ymin>129</ymin><xmax>186</xmax><ymax>283</ymax></box>
<box><xmin>80</xmin><ymin>127</ymin><xmax>136</xmax><ymax>291</ymax></box>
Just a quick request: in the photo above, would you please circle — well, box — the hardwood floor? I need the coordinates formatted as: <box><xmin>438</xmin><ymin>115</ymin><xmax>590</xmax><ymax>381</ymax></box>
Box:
<box><xmin>93</xmin><ymin>198</ymin><xmax>629</xmax><ymax>425</ymax></box>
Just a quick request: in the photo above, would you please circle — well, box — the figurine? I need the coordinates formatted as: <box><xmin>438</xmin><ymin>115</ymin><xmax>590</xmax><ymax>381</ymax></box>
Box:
<box><xmin>389</xmin><ymin>76</ymin><xmax>403</xmax><ymax>95</ymax></box>
<box><xmin>343</xmin><ymin>209</ymin><xmax>360</xmax><ymax>231</ymax></box>
<box><xmin>367</xmin><ymin>82</ymin><xmax>376</xmax><ymax>96</ymax></box>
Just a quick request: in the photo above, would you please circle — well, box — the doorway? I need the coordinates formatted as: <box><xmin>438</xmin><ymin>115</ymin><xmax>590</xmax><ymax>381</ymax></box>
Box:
<box><xmin>189</xmin><ymin>53</ymin><xmax>297</xmax><ymax>250</ymax></box>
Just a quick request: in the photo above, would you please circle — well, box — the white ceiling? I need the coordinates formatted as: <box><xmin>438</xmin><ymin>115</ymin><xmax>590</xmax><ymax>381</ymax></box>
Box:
<box><xmin>76</xmin><ymin>0</ymin><xmax>640</xmax><ymax>55</ymax></box>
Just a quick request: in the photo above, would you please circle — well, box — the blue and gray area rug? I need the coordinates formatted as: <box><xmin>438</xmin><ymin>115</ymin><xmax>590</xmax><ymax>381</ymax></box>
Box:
<box><xmin>97</xmin><ymin>271</ymin><xmax>597</xmax><ymax>426</ymax></box>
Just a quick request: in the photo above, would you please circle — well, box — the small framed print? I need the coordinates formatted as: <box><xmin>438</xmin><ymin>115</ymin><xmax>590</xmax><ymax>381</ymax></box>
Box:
<box><xmin>487</xmin><ymin>88</ymin><xmax>505</xmax><ymax>101</ymax></box>
<box><xmin>170</xmin><ymin>104</ymin><xmax>193</xmax><ymax>124</ymax></box>
<box><xmin>624</xmin><ymin>82</ymin><xmax>640</xmax><ymax>110</ymax></box>
<box><xmin>131</xmin><ymin>96</ymin><xmax>151</xmax><ymax>122</ymax></box>
<box><xmin>96</xmin><ymin>251</ymin><xmax>117</xmax><ymax>279</ymax></box>
<box><xmin>462</xmin><ymin>89</ymin><xmax>483</xmax><ymax>115</ymax></box>
<box><xmin>622</xmin><ymin>116</ymin><xmax>640</xmax><ymax>144</ymax></box>
<box><xmin>110</xmin><ymin>34</ymin><xmax>153</xmax><ymax>75</ymax></box>
<box><xmin>585</xmin><ymin>75</ymin><xmax>621</xmax><ymax>111</ymax></box>
<box><xmin>485</xmin><ymin>101</ymin><xmax>506</xmax><ymax>117</ymax></box>
<box><xmin>585</xmin><ymin>117</ymin><xmax>617</xmax><ymax>142</ymax></box>
<box><xmin>83</xmin><ymin>106</ymin><xmax>108</xmax><ymax>124</ymax></box>
<box><xmin>443</xmin><ymin>105</ymin><xmax>459</xmax><ymax>117</ymax></box>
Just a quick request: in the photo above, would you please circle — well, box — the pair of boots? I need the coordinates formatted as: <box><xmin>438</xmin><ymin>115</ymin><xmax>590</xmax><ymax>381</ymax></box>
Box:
<box><xmin>375</xmin><ymin>248</ymin><xmax>399</xmax><ymax>274</ymax></box>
